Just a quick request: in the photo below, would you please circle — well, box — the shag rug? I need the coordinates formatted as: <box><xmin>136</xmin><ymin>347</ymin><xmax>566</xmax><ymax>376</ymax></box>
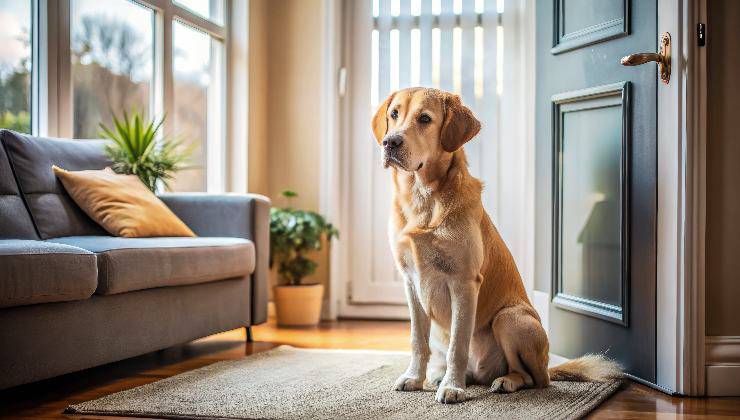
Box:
<box><xmin>65</xmin><ymin>346</ymin><xmax>621</xmax><ymax>420</ymax></box>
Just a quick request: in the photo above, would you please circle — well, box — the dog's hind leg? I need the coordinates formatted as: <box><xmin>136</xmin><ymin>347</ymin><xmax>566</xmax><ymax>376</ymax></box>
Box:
<box><xmin>426</xmin><ymin>321</ymin><xmax>447</xmax><ymax>386</ymax></box>
<box><xmin>490</xmin><ymin>305</ymin><xmax>549</xmax><ymax>393</ymax></box>
<box><xmin>468</xmin><ymin>326</ymin><xmax>507</xmax><ymax>386</ymax></box>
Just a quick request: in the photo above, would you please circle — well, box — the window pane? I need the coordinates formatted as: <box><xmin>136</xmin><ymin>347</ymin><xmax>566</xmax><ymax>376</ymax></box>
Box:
<box><xmin>175</xmin><ymin>0</ymin><xmax>224</xmax><ymax>25</ymax></box>
<box><xmin>71</xmin><ymin>0</ymin><xmax>154</xmax><ymax>139</ymax></box>
<box><xmin>172</xmin><ymin>21</ymin><xmax>224</xmax><ymax>192</ymax></box>
<box><xmin>0</xmin><ymin>1</ymin><xmax>32</xmax><ymax>133</ymax></box>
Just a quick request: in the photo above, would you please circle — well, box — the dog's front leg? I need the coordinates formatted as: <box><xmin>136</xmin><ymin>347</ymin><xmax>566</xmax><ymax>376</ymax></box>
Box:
<box><xmin>394</xmin><ymin>278</ymin><xmax>431</xmax><ymax>392</ymax></box>
<box><xmin>436</xmin><ymin>279</ymin><xmax>478</xmax><ymax>404</ymax></box>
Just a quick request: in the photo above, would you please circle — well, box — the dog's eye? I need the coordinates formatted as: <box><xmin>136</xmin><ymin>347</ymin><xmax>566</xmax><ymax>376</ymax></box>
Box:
<box><xmin>418</xmin><ymin>114</ymin><xmax>431</xmax><ymax>123</ymax></box>
<box><xmin>390</xmin><ymin>109</ymin><xmax>399</xmax><ymax>120</ymax></box>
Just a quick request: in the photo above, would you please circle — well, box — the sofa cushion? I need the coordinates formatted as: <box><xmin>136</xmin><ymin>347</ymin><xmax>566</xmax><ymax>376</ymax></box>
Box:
<box><xmin>47</xmin><ymin>236</ymin><xmax>255</xmax><ymax>295</ymax></box>
<box><xmin>53</xmin><ymin>166</ymin><xmax>196</xmax><ymax>238</ymax></box>
<box><xmin>1</xmin><ymin>130</ymin><xmax>110</xmax><ymax>239</ymax></box>
<box><xmin>0</xmin><ymin>131</ymin><xmax>38</xmax><ymax>239</ymax></box>
<box><xmin>0</xmin><ymin>240</ymin><xmax>97</xmax><ymax>308</ymax></box>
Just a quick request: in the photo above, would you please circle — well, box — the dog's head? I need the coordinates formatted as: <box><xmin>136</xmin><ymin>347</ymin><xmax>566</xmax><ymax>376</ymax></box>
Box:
<box><xmin>372</xmin><ymin>88</ymin><xmax>481</xmax><ymax>172</ymax></box>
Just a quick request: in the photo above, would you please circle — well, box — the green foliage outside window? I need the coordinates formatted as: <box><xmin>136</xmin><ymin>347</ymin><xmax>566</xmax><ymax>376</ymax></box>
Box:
<box><xmin>0</xmin><ymin>111</ymin><xmax>30</xmax><ymax>134</ymax></box>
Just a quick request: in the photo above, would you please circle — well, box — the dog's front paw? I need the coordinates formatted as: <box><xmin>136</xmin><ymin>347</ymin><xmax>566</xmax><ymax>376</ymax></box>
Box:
<box><xmin>435</xmin><ymin>384</ymin><xmax>466</xmax><ymax>404</ymax></box>
<box><xmin>394</xmin><ymin>375</ymin><xmax>424</xmax><ymax>392</ymax></box>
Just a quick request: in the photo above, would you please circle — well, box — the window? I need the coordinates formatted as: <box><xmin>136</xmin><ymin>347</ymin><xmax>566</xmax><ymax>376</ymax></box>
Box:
<box><xmin>175</xmin><ymin>0</ymin><xmax>225</xmax><ymax>25</ymax></box>
<box><xmin>0</xmin><ymin>0</ymin><xmax>241</xmax><ymax>192</ymax></box>
<box><xmin>0</xmin><ymin>0</ymin><xmax>32</xmax><ymax>133</ymax></box>
<box><xmin>71</xmin><ymin>0</ymin><xmax>155</xmax><ymax>139</ymax></box>
<box><xmin>171</xmin><ymin>21</ymin><xmax>224</xmax><ymax>192</ymax></box>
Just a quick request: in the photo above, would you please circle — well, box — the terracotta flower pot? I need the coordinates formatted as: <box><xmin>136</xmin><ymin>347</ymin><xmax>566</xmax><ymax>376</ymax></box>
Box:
<box><xmin>274</xmin><ymin>283</ymin><xmax>324</xmax><ymax>327</ymax></box>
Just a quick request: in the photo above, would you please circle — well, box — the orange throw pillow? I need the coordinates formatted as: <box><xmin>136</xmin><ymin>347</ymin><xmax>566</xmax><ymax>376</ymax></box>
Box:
<box><xmin>53</xmin><ymin>166</ymin><xmax>195</xmax><ymax>238</ymax></box>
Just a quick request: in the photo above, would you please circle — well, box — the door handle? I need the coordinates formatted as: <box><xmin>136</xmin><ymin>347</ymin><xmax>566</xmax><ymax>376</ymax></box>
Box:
<box><xmin>621</xmin><ymin>32</ymin><xmax>671</xmax><ymax>84</ymax></box>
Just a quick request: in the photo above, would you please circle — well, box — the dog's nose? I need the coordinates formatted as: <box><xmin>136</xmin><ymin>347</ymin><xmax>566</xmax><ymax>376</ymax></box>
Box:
<box><xmin>382</xmin><ymin>134</ymin><xmax>404</xmax><ymax>149</ymax></box>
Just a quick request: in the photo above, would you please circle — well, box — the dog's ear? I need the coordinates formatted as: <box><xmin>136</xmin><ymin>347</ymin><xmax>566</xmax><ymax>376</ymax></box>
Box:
<box><xmin>440</xmin><ymin>93</ymin><xmax>481</xmax><ymax>152</ymax></box>
<box><xmin>372</xmin><ymin>92</ymin><xmax>395</xmax><ymax>145</ymax></box>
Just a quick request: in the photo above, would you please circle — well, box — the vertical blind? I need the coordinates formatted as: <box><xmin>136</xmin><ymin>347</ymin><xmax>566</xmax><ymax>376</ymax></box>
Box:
<box><xmin>370</xmin><ymin>0</ymin><xmax>504</xmax><ymax>203</ymax></box>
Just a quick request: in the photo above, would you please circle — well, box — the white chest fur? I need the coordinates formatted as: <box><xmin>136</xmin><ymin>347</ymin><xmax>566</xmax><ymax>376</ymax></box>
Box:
<box><xmin>394</xmin><ymin>238</ymin><xmax>454</xmax><ymax>327</ymax></box>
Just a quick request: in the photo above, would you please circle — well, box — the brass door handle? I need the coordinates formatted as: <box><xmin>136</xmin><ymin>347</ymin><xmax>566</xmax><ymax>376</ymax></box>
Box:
<box><xmin>620</xmin><ymin>53</ymin><xmax>663</xmax><ymax>66</ymax></box>
<box><xmin>620</xmin><ymin>32</ymin><xmax>671</xmax><ymax>84</ymax></box>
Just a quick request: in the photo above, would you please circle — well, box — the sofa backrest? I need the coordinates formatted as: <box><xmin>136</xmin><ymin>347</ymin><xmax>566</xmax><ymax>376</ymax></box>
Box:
<box><xmin>0</xmin><ymin>132</ymin><xmax>38</xmax><ymax>239</ymax></box>
<box><xmin>1</xmin><ymin>130</ymin><xmax>111</xmax><ymax>239</ymax></box>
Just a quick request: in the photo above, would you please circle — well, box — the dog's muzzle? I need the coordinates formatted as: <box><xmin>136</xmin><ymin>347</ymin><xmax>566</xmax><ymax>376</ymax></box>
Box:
<box><xmin>382</xmin><ymin>134</ymin><xmax>406</xmax><ymax>169</ymax></box>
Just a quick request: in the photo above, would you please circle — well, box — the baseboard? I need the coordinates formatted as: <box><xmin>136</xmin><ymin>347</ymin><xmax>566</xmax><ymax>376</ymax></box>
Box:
<box><xmin>337</xmin><ymin>303</ymin><xmax>410</xmax><ymax>320</ymax></box>
<box><xmin>532</xmin><ymin>290</ymin><xmax>549</xmax><ymax>337</ymax></box>
<box><xmin>706</xmin><ymin>366</ymin><xmax>740</xmax><ymax>396</ymax></box>
<box><xmin>705</xmin><ymin>336</ymin><xmax>740</xmax><ymax>396</ymax></box>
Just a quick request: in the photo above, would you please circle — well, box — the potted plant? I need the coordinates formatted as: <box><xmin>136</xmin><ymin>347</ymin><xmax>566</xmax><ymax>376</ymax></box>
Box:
<box><xmin>99</xmin><ymin>110</ymin><xmax>191</xmax><ymax>192</ymax></box>
<box><xmin>270</xmin><ymin>190</ymin><xmax>339</xmax><ymax>326</ymax></box>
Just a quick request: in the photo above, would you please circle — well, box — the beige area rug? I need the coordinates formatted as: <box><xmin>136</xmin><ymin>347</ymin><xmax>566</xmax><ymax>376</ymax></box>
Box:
<box><xmin>65</xmin><ymin>346</ymin><xmax>621</xmax><ymax>420</ymax></box>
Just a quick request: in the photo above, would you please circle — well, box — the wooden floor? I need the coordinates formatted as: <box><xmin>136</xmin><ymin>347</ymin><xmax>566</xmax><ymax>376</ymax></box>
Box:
<box><xmin>1</xmin><ymin>320</ymin><xmax>739</xmax><ymax>419</ymax></box>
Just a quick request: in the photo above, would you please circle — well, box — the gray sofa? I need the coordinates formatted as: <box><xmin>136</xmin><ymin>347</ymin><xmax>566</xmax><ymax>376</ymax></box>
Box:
<box><xmin>0</xmin><ymin>129</ymin><xmax>269</xmax><ymax>389</ymax></box>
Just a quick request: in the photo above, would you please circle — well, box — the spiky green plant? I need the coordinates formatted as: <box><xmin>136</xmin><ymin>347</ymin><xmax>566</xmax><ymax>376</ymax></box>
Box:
<box><xmin>270</xmin><ymin>190</ymin><xmax>339</xmax><ymax>286</ymax></box>
<box><xmin>99</xmin><ymin>110</ymin><xmax>191</xmax><ymax>192</ymax></box>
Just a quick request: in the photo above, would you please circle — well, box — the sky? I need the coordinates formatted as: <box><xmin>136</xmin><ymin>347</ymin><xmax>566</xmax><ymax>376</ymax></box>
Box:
<box><xmin>0</xmin><ymin>0</ymin><xmax>31</xmax><ymax>74</ymax></box>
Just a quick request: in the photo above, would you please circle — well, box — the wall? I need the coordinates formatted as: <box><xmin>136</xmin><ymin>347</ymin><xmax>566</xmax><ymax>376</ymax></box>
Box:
<box><xmin>247</xmin><ymin>0</ymin><xmax>269</xmax><ymax>196</ymax></box>
<box><xmin>706</xmin><ymin>0</ymin><xmax>740</xmax><ymax>337</ymax></box>
<box><xmin>248</xmin><ymin>0</ymin><xmax>331</xmax><ymax>310</ymax></box>
<box><xmin>705</xmin><ymin>0</ymin><xmax>740</xmax><ymax>395</ymax></box>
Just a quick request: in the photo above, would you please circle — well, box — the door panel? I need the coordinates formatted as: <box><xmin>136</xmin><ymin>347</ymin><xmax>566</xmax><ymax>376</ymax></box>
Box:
<box><xmin>536</xmin><ymin>0</ymin><xmax>657</xmax><ymax>382</ymax></box>
<box><xmin>553</xmin><ymin>82</ymin><xmax>629</xmax><ymax>324</ymax></box>
<box><xmin>552</xmin><ymin>0</ymin><xmax>629</xmax><ymax>53</ymax></box>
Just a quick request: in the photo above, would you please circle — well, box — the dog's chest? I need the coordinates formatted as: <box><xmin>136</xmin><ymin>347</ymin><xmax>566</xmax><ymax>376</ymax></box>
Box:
<box><xmin>393</xmin><ymin>234</ymin><xmax>452</xmax><ymax>320</ymax></box>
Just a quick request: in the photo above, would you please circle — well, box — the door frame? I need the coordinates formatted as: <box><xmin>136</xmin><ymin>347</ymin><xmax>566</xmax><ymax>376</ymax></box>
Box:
<box><xmin>656</xmin><ymin>0</ymin><xmax>706</xmax><ymax>396</ymax></box>
<box><xmin>319</xmin><ymin>0</ymin><xmax>709</xmax><ymax>394</ymax></box>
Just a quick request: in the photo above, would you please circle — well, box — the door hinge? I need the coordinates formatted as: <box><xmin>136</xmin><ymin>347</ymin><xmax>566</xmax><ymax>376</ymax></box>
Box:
<box><xmin>697</xmin><ymin>23</ymin><xmax>706</xmax><ymax>47</ymax></box>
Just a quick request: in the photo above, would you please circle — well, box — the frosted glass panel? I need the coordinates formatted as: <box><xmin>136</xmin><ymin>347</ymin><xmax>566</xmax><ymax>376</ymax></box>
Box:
<box><xmin>560</xmin><ymin>105</ymin><xmax>622</xmax><ymax>306</ymax></box>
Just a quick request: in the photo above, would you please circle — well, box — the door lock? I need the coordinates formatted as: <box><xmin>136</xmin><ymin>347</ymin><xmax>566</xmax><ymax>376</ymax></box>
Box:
<box><xmin>620</xmin><ymin>32</ymin><xmax>671</xmax><ymax>84</ymax></box>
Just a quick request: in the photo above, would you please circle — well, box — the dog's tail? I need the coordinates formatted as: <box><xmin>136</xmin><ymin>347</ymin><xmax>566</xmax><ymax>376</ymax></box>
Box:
<box><xmin>548</xmin><ymin>354</ymin><xmax>622</xmax><ymax>382</ymax></box>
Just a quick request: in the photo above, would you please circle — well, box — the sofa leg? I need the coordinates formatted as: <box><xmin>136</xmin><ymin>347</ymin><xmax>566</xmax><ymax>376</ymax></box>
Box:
<box><xmin>246</xmin><ymin>326</ymin><xmax>254</xmax><ymax>343</ymax></box>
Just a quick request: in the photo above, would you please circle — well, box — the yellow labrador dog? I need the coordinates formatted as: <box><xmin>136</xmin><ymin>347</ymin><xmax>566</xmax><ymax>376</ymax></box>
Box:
<box><xmin>372</xmin><ymin>87</ymin><xmax>620</xmax><ymax>404</ymax></box>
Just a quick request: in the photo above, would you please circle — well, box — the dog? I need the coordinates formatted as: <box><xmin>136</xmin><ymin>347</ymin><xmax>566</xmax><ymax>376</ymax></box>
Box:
<box><xmin>372</xmin><ymin>87</ymin><xmax>621</xmax><ymax>404</ymax></box>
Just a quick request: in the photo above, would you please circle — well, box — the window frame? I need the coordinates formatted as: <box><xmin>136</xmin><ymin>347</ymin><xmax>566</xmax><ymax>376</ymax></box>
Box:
<box><xmin>30</xmin><ymin>0</ymin><xmax>246</xmax><ymax>193</ymax></box>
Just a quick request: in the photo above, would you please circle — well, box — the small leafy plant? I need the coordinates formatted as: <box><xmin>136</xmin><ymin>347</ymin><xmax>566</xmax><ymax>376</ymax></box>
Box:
<box><xmin>100</xmin><ymin>110</ymin><xmax>191</xmax><ymax>192</ymax></box>
<box><xmin>270</xmin><ymin>190</ymin><xmax>339</xmax><ymax>286</ymax></box>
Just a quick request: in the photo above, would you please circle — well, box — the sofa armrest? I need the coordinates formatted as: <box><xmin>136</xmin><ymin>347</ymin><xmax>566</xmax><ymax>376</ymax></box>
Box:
<box><xmin>158</xmin><ymin>193</ymin><xmax>271</xmax><ymax>325</ymax></box>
